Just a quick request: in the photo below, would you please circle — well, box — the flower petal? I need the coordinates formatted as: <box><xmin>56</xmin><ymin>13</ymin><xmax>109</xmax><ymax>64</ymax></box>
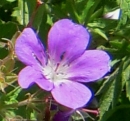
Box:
<box><xmin>18</xmin><ymin>66</ymin><xmax>53</xmax><ymax>91</ymax></box>
<box><xmin>104</xmin><ymin>9</ymin><xmax>121</xmax><ymax>20</ymax></box>
<box><xmin>67</xmin><ymin>50</ymin><xmax>110</xmax><ymax>82</ymax></box>
<box><xmin>51</xmin><ymin>81</ymin><xmax>92</xmax><ymax>109</ymax></box>
<box><xmin>15</xmin><ymin>28</ymin><xmax>46</xmax><ymax>66</ymax></box>
<box><xmin>53</xmin><ymin>111</ymin><xmax>71</xmax><ymax>121</ymax></box>
<box><xmin>48</xmin><ymin>19</ymin><xmax>90</xmax><ymax>64</ymax></box>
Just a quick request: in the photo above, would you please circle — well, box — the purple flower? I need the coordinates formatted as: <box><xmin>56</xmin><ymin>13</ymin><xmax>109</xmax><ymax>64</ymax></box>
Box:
<box><xmin>15</xmin><ymin>19</ymin><xmax>110</xmax><ymax>109</ymax></box>
<box><xmin>53</xmin><ymin>111</ymin><xmax>71</xmax><ymax>121</ymax></box>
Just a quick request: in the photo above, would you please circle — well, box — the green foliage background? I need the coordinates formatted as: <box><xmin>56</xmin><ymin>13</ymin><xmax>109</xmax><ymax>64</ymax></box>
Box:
<box><xmin>0</xmin><ymin>0</ymin><xmax>130</xmax><ymax>121</ymax></box>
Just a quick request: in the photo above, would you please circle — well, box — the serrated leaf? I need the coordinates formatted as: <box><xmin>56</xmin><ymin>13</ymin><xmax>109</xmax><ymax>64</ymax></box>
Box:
<box><xmin>112</xmin><ymin>64</ymin><xmax>123</xmax><ymax>107</ymax></box>
<box><xmin>5</xmin><ymin>87</ymin><xmax>21</xmax><ymax>105</ymax></box>
<box><xmin>126</xmin><ymin>80</ymin><xmax>130</xmax><ymax>100</ymax></box>
<box><xmin>123</xmin><ymin>64</ymin><xmax>130</xmax><ymax>100</ymax></box>
<box><xmin>98</xmin><ymin>79</ymin><xmax>115</xmax><ymax>121</ymax></box>
<box><xmin>97</xmin><ymin>56</ymin><xmax>129</xmax><ymax>121</ymax></box>
<box><xmin>122</xmin><ymin>65</ymin><xmax>130</xmax><ymax>83</ymax></box>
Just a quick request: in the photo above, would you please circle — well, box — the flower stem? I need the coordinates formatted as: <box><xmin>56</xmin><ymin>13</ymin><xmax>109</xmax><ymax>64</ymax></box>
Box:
<box><xmin>82</xmin><ymin>108</ymin><xmax>99</xmax><ymax>115</ymax></box>
<box><xmin>26</xmin><ymin>0</ymin><xmax>43</xmax><ymax>27</ymax></box>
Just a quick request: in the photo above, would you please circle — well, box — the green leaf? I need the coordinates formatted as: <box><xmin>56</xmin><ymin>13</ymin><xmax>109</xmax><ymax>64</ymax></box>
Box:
<box><xmin>96</xmin><ymin>67</ymin><xmax>120</xmax><ymax>121</ymax></box>
<box><xmin>12</xmin><ymin>0</ymin><xmax>30</xmax><ymax>25</ymax></box>
<box><xmin>80</xmin><ymin>0</ymin><xmax>95</xmax><ymax>23</ymax></box>
<box><xmin>92</xmin><ymin>28</ymin><xmax>108</xmax><ymax>40</ymax></box>
<box><xmin>117</xmin><ymin>0</ymin><xmax>130</xmax><ymax>25</ymax></box>
<box><xmin>5</xmin><ymin>87</ymin><xmax>22</xmax><ymax>104</ymax></box>
<box><xmin>32</xmin><ymin>4</ymin><xmax>46</xmax><ymax>31</ymax></box>
<box><xmin>98</xmin><ymin>79</ymin><xmax>115</xmax><ymax>121</ymax></box>
<box><xmin>97</xmin><ymin>56</ymin><xmax>130</xmax><ymax>121</ymax></box>
<box><xmin>0</xmin><ymin>22</ymin><xmax>17</xmax><ymax>39</ymax></box>
<box><xmin>66</xmin><ymin>0</ymin><xmax>80</xmax><ymax>23</ymax></box>
<box><xmin>89</xmin><ymin>7</ymin><xmax>103</xmax><ymax>22</ymax></box>
<box><xmin>6</xmin><ymin>0</ymin><xmax>16</xmax><ymax>2</ymax></box>
<box><xmin>112</xmin><ymin>64</ymin><xmax>123</xmax><ymax>107</ymax></box>
<box><xmin>126</xmin><ymin>79</ymin><xmax>130</xmax><ymax>100</ymax></box>
<box><xmin>79</xmin><ymin>0</ymin><xmax>101</xmax><ymax>24</ymax></box>
<box><xmin>109</xmin><ymin>41</ymin><xmax>123</xmax><ymax>49</ymax></box>
<box><xmin>122</xmin><ymin>61</ymin><xmax>130</xmax><ymax>100</ymax></box>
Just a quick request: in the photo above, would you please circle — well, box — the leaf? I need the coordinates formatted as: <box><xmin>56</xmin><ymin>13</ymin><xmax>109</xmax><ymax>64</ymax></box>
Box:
<box><xmin>105</xmin><ymin>105</ymin><xmax>130</xmax><ymax>121</ymax></box>
<box><xmin>26</xmin><ymin>0</ymin><xmax>36</xmax><ymax>19</ymax></box>
<box><xmin>6</xmin><ymin>0</ymin><xmax>16</xmax><ymax>2</ymax></box>
<box><xmin>109</xmin><ymin>41</ymin><xmax>123</xmax><ymax>49</ymax></box>
<box><xmin>12</xmin><ymin>0</ymin><xmax>30</xmax><ymax>25</ymax></box>
<box><xmin>92</xmin><ymin>28</ymin><xmax>108</xmax><ymax>40</ymax></box>
<box><xmin>112</xmin><ymin>64</ymin><xmax>123</xmax><ymax>107</ymax></box>
<box><xmin>66</xmin><ymin>0</ymin><xmax>80</xmax><ymax>22</ymax></box>
<box><xmin>5</xmin><ymin>87</ymin><xmax>21</xmax><ymax>104</ymax></box>
<box><xmin>122</xmin><ymin>62</ymin><xmax>130</xmax><ymax>100</ymax></box>
<box><xmin>117</xmin><ymin>0</ymin><xmax>130</xmax><ymax>25</ymax></box>
<box><xmin>0</xmin><ymin>22</ymin><xmax>17</xmax><ymax>39</ymax></box>
<box><xmin>89</xmin><ymin>7</ymin><xmax>104</xmax><ymax>22</ymax></box>
<box><xmin>79</xmin><ymin>0</ymin><xmax>101</xmax><ymax>24</ymax></box>
<box><xmin>97</xmin><ymin>56</ymin><xmax>130</xmax><ymax>121</ymax></box>
<box><xmin>96</xmin><ymin>67</ymin><xmax>119</xmax><ymax>121</ymax></box>
<box><xmin>122</xmin><ymin>57</ymin><xmax>130</xmax><ymax>89</ymax></box>
<box><xmin>126</xmin><ymin>79</ymin><xmax>130</xmax><ymax>100</ymax></box>
<box><xmin>32</xmin><ymin>4</ymin><xmax>46</xmax><ymax>31</ymax></box>
<box><xmin>98</xmin><ymin>79</ymin><xmax>115</xmax><ymax>121</ymax></box>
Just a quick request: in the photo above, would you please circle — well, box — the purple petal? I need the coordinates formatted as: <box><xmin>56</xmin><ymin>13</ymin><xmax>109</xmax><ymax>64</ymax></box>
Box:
<box><xmin>53</xmin><ymin>111</ymin><xmax>71</xmax><ymax>121</ymax></box>
<box><xmin>51</xmin><ymin>81</ymin><xmax>92</xmax><ymax>109</ymax></box>
<box><xmin>18</xmin><ymin>66</ymin><xmax>53</xmax><ymax>91</ymax></box>
<box><xmin>48</xmin><ymin>19</ymin><xmax>90</xmax><ymax>64</ymax></box>
<box><xmin>15</xmin><ymin>28</ymin><xmax>46</xmax><ymax>66</ymax></box>
<box><xmin>67</xmin><ymin>50</ymin><xmax>110</xmax><ymax>82</ymax></box>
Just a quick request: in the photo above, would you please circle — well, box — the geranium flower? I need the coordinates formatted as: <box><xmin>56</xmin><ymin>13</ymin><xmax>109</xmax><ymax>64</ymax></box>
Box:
<box><xmin>15</xmin><ymin>19</ymin><xmax>110</xmax><ymax>109</ymax></box>
<box><xmin>53</xmin><ymin>111</ymin><xmax>71</xmax><ymax>121</ymax></box>
<box><xmin>104</xmin><ymin>8</ymin><xmax>121</xmax><ymax>20</ymax></box>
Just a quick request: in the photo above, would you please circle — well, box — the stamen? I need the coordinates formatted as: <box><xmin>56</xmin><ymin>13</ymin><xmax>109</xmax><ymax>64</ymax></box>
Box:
<box><xmin>76</xmin><ymin>110</ymin><xmax>85</xmax><ymax>121</ymax></box>
<box><xmin>54</xmin><ymin>63</ymin><xmax>60</xmax><ymax>72</ymax></box>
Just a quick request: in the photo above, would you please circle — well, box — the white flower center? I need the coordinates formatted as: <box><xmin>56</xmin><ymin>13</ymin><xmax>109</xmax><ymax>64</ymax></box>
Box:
<box><xmin>43</xmin><ymin>60</ymin><xmax>68</xmax><ymax>83</ymax></box>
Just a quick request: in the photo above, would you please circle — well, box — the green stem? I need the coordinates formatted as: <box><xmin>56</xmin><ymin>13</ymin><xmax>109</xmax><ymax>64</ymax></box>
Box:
<box><xmin>26</xmin><ymin>0</ymin><xmax>43</xmax><ymax>27</ymax></box>
<box><xmin>68</xmin><ymin>0</ymin><xmax>80</xmax><ymax>23</ymax></box>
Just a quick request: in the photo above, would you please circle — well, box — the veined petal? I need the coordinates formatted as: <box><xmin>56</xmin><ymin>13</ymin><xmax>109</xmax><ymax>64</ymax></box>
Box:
<box><xmin>53</xmin><ymin>111</ymin><xmax>71</xmax><ymax>121</ymax></box>
<box><xmin>51</xmin><ymin>81</ymin><xmax>92</xmax><ymax>109</ymax></box>
<box><xmin>15</xmin><ymin>28</ymin><xmax>46</xmax><ymax>66</ymax></box>
<box><xmin>104</xmin><ymin>9</ymin><xmax>121</xmax><ymax>20</ymax></box>
<box><xmin>67</xmin><ymin>50</ymin><xmax>110</xmax><ymax>82</ymax></box>
<box><xmin>48</xmin><ymin>19</ymin><xmax>90</xmax><ymax>64</ymax></box>
<box><xmin>18</xmin><ymin>66</ymin><xmax>53</xmax><ymax>91</ymax></box>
